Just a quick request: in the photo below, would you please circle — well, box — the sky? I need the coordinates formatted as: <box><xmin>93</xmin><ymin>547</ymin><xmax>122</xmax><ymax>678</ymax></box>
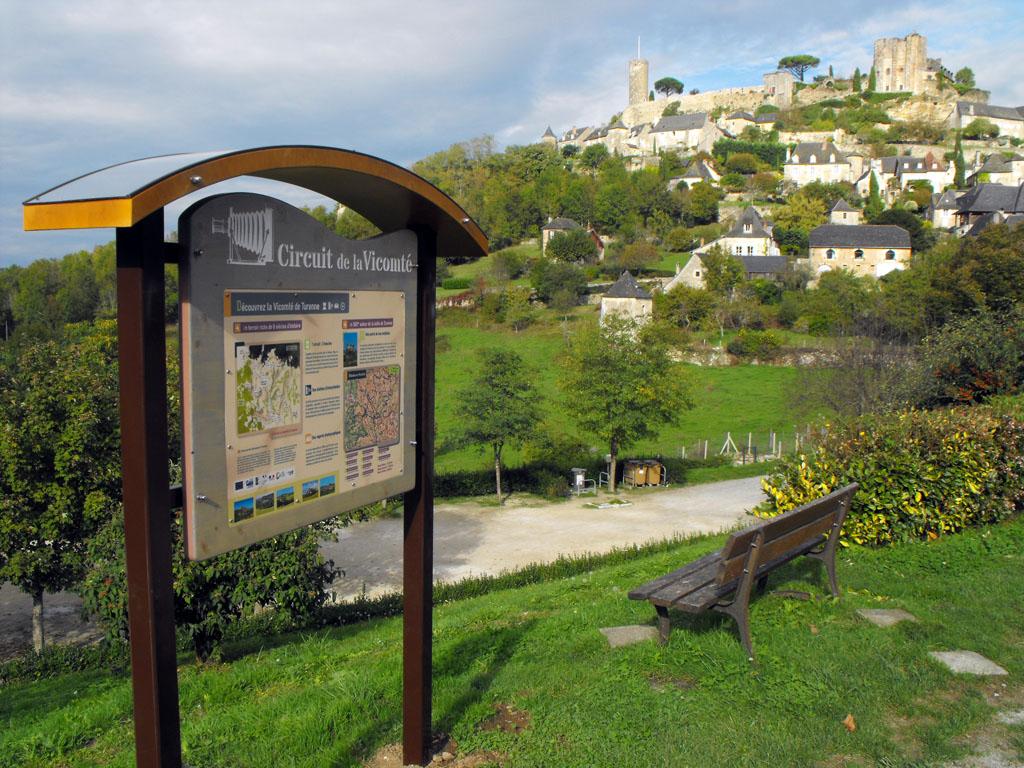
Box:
<box><xmin>1</xmin><ymin>0</ymin><xmax>1022</xmax><ymax>266</ymax></box>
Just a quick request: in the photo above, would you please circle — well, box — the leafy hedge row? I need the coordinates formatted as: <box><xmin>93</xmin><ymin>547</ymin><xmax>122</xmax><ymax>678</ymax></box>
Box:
<box><xmin>759</xmin><ymin>403</ymin><xmax>1024</xmax><ymax>545</ymax></box>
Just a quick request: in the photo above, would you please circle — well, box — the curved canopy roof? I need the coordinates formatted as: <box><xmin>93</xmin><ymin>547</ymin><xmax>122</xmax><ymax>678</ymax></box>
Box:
<box><xmin>23</xmin><ymin>146</ymin><xmax>487</xmax><ymax>261</ymax></box>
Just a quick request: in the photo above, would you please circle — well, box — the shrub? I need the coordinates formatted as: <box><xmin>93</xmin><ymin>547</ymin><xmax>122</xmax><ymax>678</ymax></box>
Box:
<box><xmin>663</xmin><ymin>226</ymin><xmax>694</xmax><ymax>252</ymax></box>
<box><xmin>80</xmin><ymin>505</ymin><xmax>339</xmax><ymax>661</ymax></box>
<box><xmin>441</xmin><ymin>277</ymin><xmax>471</xmax><ymax>290</ymax></box>
<box><xmin>547</xmin><ymin>229</ymin><xmax>599</xmax><ymax>263</ymax></box>
<box><xmin>726</xmin><ymin>329</ymin><xmax>783</xmax><ymax>359</ymax></box>
<box><xmin>720</xmin><ymin>172</ymin><xmax>747</xmax><ymax>192</ymax></box>
<box><xmin>759</xmin><ymin>406</ymin><xmax>1024</xmax><ymax>545</ymax></box>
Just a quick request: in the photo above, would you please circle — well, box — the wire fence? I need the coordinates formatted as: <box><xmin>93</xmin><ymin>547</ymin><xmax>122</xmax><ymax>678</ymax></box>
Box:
<box><xmin>678</xmin><ymin>426</ymin><xmax>821</xmax><ymax>465</ymax></box>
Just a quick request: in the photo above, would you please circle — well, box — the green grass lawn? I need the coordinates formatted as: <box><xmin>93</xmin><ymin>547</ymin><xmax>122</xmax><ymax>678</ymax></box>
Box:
<box><xmin>4</xmin><ymin>517</ymin><xmax>1022</xmax><ymax>767</ymax></box>
<box><xmin>435</xmin><ymin>314</ymin><xmax>813</xmax><ymax>473</ymax></box>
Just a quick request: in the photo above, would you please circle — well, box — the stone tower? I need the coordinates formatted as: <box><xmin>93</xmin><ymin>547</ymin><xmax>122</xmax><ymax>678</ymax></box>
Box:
<box><xmin>762</xmin><ymin>71</ymin><xmax>794</xmax><ymax>107</ymax></box>
<box><xmin>628</xmin><ymin>40</ymin><xmax>649</xmax><ymax>107</ymax></box>
<box><xmin>873</xmin><ymin>33</ymin><xmax>928</xmax><ymax>94</ymax></box>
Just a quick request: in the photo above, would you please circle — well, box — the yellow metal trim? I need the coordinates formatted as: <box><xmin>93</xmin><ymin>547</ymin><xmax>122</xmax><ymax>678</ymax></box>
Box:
<box><xmin>23</xmin><ymin>198</ymin><xmax>134</xmax><ymax>231</ymax></box>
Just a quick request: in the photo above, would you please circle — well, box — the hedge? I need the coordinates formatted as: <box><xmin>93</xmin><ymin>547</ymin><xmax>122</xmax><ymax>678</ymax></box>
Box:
<box><xmin>759</xmin><ymin>405</ymin><xmax>1024</xmax><ymax>545</ymax></box>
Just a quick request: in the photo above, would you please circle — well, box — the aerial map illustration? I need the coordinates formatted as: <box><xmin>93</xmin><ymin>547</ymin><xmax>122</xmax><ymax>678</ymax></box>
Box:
<box><xmin>235</xmin><ymin>342</ymin><xmax>302</xmax><ymax>434</ymax></box>
<box><xmin>344</xmin><ymin>365</ymin><xmax>401</xmax><ymax>452</ymax></box>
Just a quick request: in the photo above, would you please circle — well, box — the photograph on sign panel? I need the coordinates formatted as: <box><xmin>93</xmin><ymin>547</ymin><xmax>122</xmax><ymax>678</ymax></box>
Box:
<box><xmin>344</xmin><ymin>364</ymin><xmax>401</xmax><ymax>452</ymax></box>
<box><xmin>234</xmin><ymin>341</ymin><xmax>302</xmax><ymax>435</ymax></box>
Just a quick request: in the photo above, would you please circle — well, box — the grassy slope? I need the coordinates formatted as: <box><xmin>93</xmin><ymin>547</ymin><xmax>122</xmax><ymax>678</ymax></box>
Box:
<box><xmin>3</xmin><ymin>517</ymin><xmax>1022</xmax><ymax>767</ymax></box>
<box><xmin>435</xmin><ymin>313</ymin><xmax>807</xmax><ymax>473</ymax></box>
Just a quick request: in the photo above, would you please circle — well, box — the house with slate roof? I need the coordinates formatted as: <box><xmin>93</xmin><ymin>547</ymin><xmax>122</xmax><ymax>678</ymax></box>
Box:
<box><xmin>954</xmin><ymin>183</ymin><xmax>1024</xmax><ymax>234</ymax></box>
<box><xmin>719</xmin><ymin>111</ymin><xmax>779</xmax><ymax>136</ymax></box>
<box><xmin>600</xmin><ymin>271</ymin><xmax>653</xmax><ymax>326</ymax></box>
<box><xmin>541</xmin><ymin>217</ymin><xmax>581</xmax><ymax>255</ymax></box>
<box><xmin>667</xmin><ymin>158</ymin><xmax>720</xmax><ymax>191</ymax></box>
<box><xmin>949</xmin><ymin>102</ymin><xmax>1024</xmax><ymax>141</ymax></box>
<box><xmin>969</xmin><ymin>154</ymin><xmax>1024</xmax><ymax>187</ymax></box>
<box><xmin>646</xmin><ymin>113</ymin><xmax>723</xmax><ymax>154</ymax></box>
<box><xmin>696</xmin><ymin>207</ymin><xmax>780</xmax><ymax>258</ymax></box>
<box><xmin>808</xmin><ymin>223</ymin><xmax>911</xmax><ymax>279</ymax></box>
<box><xmin>540</xmin><ymin>126</ymin><xmax>557</xmax><ymax>147</ymax></box>
<box><xmin>829</xmin><ymin>199</ymin><xmax>861</xmax><ymax>225</ymax></box>
<box><xmin>784</xmin><ymin>141</ymin><xmax>852</xmax><ymax>187</ymax></box>
<box><xmin>927</xmin><ymin>190</ymin><xmax>961</xmax><ymax>229</ymax></box>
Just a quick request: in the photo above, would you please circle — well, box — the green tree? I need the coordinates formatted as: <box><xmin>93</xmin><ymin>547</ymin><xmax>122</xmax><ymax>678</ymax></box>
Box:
<box><xmin>616</xmin><ymin>241</ymin><xmax>660</xmax><ymax>272</ymax></box>
<box><xmin>725</xmin><ymin>152</ymin><xmax>760</xmax><ymax>174</ymax></box>
<box><xmin>771</xmin><ymin>191</ymin><xmax>827</xmax><ymax>253</ymax></box>
<box><xmin>503</xmin><ymin>285</ymin><xmax>536</xmax><ymax>332</ymax></box>
<box><xmin>866</xmin><ymin>172</ymin><xmax>885</xmax><ymax>220</ymax></box>
<box><xmin>778</xmin><ymin>54</ymin><xmax>820</xmax><ymax>82</ymax></box>
<box><xmin>559</xmin><ymin>316</ymin><xmax>691</xmax><ymax>492</ymax></box>
<box><xmin>962</xmin><ymin>119</ymin><xmax>999</xmax><ymax>139</ymax></box>
<box><xmin>654</xmin><ymin>77</ymin><xmax>684</xmax><ymax>97</ymax></box>
<box><xmin>870</xmin><ymin>208</ymin><xmax>936</xmax><ymax>253</ymax></box>
<box><xmin>579</xmin><ymin>143</ymin><xmax>610</xmax><ymax>171</ymax></box>
<box><xmin>11</xmin><ymin>259</ymin><xmax>61</xmax><ymax>341</ymax></box>
<box><xmin>699</xmin><ymin>245</ymin><xmax>745</xmax><ymax>296</ymax></box>
<box><xmin>530</xmin><ymin>259</ymin><xmax>587</xmax><ymax>303</ymax></box>
<box><xmin>954</xmin><ymin>67</ymin><xmax>976</xmax><ymax>89</ymax></box>
<box><xmin>0</xmin><ymin>322</ymin><xmax>122</xmax><ymax>651</ymax></box>
<box><xmin>686</xmin><ymin>181</ymin><xmax>721</xmax><ymax>225</ymax></box>
<box><xmin>662</xmin><ymin>102</ymin><xmax>681</xmax><ymax>117</ymax></box>
<box><xmin>953</xmin><ymin>130</ymin><xmax>966</xmax><ymax>188</ymax></box>
<box><xmin>852</xmin><ymin>67</ymin><xmax>862</xmax><ymax>92</ymax></box>
<box><xmin>456</xmin><ymin>349</ymin><xmax>542</xmax><ymax>504</ymax></box>
<box><xmin>867</xmin><ymin>67</ymin><xmax>877</xmax><ymax>92</ymax></box>
<box><xmin>546</xmin><ymin>229</ymin><xmax>599</xmax><ymax>263</ymax></box>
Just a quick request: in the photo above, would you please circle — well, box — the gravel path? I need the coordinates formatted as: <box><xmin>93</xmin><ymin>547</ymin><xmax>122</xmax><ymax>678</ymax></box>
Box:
<box><xmin>0</xmin><ymin>476</ymin><xmax>765</xmax><ymax>659</ymax></box>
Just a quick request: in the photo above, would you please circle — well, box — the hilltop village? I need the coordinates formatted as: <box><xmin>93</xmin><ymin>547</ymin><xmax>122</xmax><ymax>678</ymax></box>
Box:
<box><xmin>530</xmin><ymin>32</ymin><xmax>1022</xmax><ymax>305</ymax></box>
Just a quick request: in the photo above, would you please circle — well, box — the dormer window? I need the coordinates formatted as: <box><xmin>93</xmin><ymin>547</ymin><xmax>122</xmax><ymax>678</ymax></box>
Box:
<box><xmin>829</xmin><ymin>154</ymin><xmax>836</xmax><ymax>163</ymax></box>
<box><xmin>744</xmin><ymin>223</ymin><xmax>752</xmax><ymax>233</ymax></box>
<box><xmin>810</xmin><ymin>154</ymin><xmax>817</xmax><ymax>163</ymax></box>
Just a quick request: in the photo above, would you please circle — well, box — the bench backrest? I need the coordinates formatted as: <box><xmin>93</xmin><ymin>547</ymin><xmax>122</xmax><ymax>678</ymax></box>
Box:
<box><xmin>715</xmin><ymin>483</ymin><xmax>858</xmax><ymax>586</ymax></box>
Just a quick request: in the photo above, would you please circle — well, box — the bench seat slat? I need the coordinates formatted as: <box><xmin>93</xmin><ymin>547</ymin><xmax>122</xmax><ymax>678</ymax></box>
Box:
<box><xmin>627</xmin><ymin>550</ymin><xmax>722</xmax><ymax>600</ymax></box>
<box><xmin>644</xmin><ymin>560</ymin><xmax>721</xmax><ymax>605</ymax></box>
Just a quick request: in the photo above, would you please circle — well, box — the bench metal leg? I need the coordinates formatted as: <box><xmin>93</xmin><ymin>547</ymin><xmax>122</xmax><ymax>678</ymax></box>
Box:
<box><xmin>655</xmin><ymin>605</ymin><xmax>671</xmax><ymax>644</ymax></box>
<box><xmin>712</xmin><ymin>529</ymin><xmax>764</xmax><ymax>662</ymax></box>
<box><xmin>712</xmin><ymin>600</ymin><xmax>755</xmax><ymax>661</ymax></box>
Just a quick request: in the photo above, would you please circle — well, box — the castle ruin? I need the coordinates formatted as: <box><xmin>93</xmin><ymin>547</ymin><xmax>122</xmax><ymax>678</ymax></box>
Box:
<box><xmin>628</xmin><ymin>55</ymin><xmax>649</xmax><ymax>106</ymax></box>
<box><xmin>872</xmin><ymin>33</ymin><xmax>948</xmax><ymax>95</ymax></box>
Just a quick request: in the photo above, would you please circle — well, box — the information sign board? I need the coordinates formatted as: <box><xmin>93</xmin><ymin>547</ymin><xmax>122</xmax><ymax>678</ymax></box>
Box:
<box><xmin>180</xmin><ymin>193</ymin><xmax>417</xmax><ymax>559</ymax></box>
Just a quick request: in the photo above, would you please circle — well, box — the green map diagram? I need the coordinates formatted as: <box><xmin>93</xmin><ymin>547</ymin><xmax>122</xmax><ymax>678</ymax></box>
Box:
<box><xmin>236</xmin><ymin>342</ymin><xmax>302</xmax><ymax>434</ymax></box>
<box><xmin>344</xmin><ymin>365</ymin><xmax>401</xmax><ymax>452</ymax></box>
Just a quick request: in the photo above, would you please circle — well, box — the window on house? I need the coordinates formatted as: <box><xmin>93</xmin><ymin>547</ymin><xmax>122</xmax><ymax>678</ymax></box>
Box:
<box><xmin>735</xmin><ymin>246</ymin><xmax>742</xmax><ymax>255</ymax></box>
<box><xmin>744</xmin><ymin>223</ymin><xmax>752</xmax><ymax>232</ymax></box>
<box><xmin>695</xmin><ymin>270</ymin><xmax>701</xmax><ymax>277</ymax></box>
<box><xmin>830</xmin><ymin>154</ymin><xmax>836</xmax><ymax>163</ymax></box>
<box><xmin>854</xmin><ymin>249</ymin><xmax>864</xmax><ymax>259</ymax></box>
<box><xmin>885</xmin><ymin>250</ymin><xmax>896</xmax><ymax>260</ymax></box>
<box><xmin>826</xmin><ymin>249</ymin><xmax>835</xmax><ymax>260</ymax></box>
<box><xmin>747</xmin><ymin>246</ymin><xmax>754</xmax><ymax>255</ymax></box>
<box><xmin>809</xmin><ymin>154</ymin><xmax>817</xmax><ymax>163</ymax></box>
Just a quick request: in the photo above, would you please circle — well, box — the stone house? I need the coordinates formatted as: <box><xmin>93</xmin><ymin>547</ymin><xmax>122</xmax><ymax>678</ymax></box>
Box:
<box><xmin>926</xmin><ymin>190</ymin><xmax>961</xmax><ymax>229</ymax></box>
<box><xmin>719</xmin><ymin>111</ymin><xmax>778</xmax><ymax>136</ymax></box>
<box><xmin>891</xmin><ymin>152</ymin><xmax>953</xmax><ymax>191</ymax></box>
<box><xmin>872</xmin><ymin>33</ymin><xmax>948</xmax><ymax>95</ymax></box>
<box><xmin>949</xmin><ymin>102</ymin><xmax>1024</xmax><ymax>141</ymax></box>
<box><xmin>647</xmin><ymin>113</ymin><xmax>724</xmax><ymax>154</ymax></box>
<box><xmin>829</xmin><ymin>199</ymin><xmax>861</xmax><ymax>225</ymax></box>
<box><xmin>664</xmin><ymin>252</ymin><xmax>786</xmax><ymax>292</ymax></box>
<box><xmin>808</xmin><ymin>223</ymin><xmax>911</xmax><ymax>278</ymax></box>
<box><xmin>667</xmin><ymin>158</ymin><xmax>720</xmax><ymax>190</ymax></box>
<box><xmin>784</xmin><ymin>141</ymin><xmax>851</xmax><ymax>187</ymax></box>
<box><xmin>969</xmin><ymin>154</ymin><xmax>1024</xmax><ymax>187</ymax></box>
<box><xmin>696</xmin><ymin>207</ymin><xmax>780</xmax><ymax>258</ymax></box>
<box><xmin>954</xmin><ymin>183</ymin><xmax>1024</xmax><ymax>234</ymax></box>
<box><xmin>541</xmin><ymin>216</ymin><xmax>604</xmax><ymax>258</ymax></box>
<box><xmin>600</xmin><ymin>271</ymin><xmax>653</xmax><ymax>325</ymax></box>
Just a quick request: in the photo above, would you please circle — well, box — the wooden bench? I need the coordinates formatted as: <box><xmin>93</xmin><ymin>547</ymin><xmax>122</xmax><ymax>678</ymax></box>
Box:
<box><xmin>628</xmin><ymin>483</ymin><xmax>858</xmax><ymax>660</ymax></box>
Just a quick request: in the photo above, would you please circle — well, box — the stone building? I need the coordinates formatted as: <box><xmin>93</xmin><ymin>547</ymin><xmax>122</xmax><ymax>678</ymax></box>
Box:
<box><xmin>784</xmin><ymin>141</ymin><xmax>852</xmax><ymax>187</ymax></box>
<box><xmin>954</xmin><ymin>183</ymin><xmax>1024</xmax><ymax>234</ymax></box>
<box><xmin>950</xmin><ymin>102</ymin><xmax>1024</xmax><ymax>141</ymax></box>
<box><xmin>541</xmin><ymin>217</ymin><xmax>581</xmax><ymax>255</ymax></box>
<box><xmin>970</xmin><ymin>154</ymin><xmax>1024</xmax><ymax>187</ymax></box>
<box><xmin>872</xmin><ymin>33</ymin><xmax>947</xmax><ymax>95</ymax></box>
<box><xmin>927</xmin><ymin>190</ymin><xmax>961</xmax><ymax>229</ymax></box>
<box><xmin>808</xmin><ymin>224</ymin><xmax>911</xmax><ymax>278</ymax></box>
<box><xmin>647</xmin><ymin>113</ymin><xmax>724</xmax><ymax>154</ymax></box>
<box><xmin>600</xmin><ymin>271</ymin><xmax>653</xmax><ymax>325</ymax></box>
<box><xmin>698</xmin><ymin>207</ymin><xmax>780</xmax><ymax>258</ymax></box>
<box><xmin>829</xmin><ymin>199</ymin><xmax>861</xmax><ymax>225</ymax></box>
<box><xmin>628</xmin><ymin>56</ymin><xmax>649</xmax><ymax>107</ymax></box>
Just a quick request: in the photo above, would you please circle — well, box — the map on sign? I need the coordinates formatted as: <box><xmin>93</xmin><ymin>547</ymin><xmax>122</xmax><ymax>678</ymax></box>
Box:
<box><xmin>344</xmin><ymin>365</ymin><xmax>401</xmax><ymax>452</ymax></box>
<box><xmin>234</xmin><ymin>342</ymin><xmax>302</xmax><ymax>434</ymax></box>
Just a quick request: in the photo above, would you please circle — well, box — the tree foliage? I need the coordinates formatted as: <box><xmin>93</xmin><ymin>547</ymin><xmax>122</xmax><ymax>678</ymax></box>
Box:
<box><xmin>546</xmin><ymin>229</ymin><xmax>599</xmax><ymax>264</ymax></box>
<box><xmin>455</xmin><ymin>349</ymin><xmax>542</xmax><ymax>504</ymax></box>
<box><xmin>654</xmin><ymin>77</ymin><xmax>684</xmax><ymax>97</ymax></box>
<box><xmin>778</xmin><ymin>54</ymin><xmax>820</xmax><ymax>82</ymax></box>
<box><xmin>559</xmin><ymin>316</ymin><xmax>691</xmax><ymax>491</ymax></box>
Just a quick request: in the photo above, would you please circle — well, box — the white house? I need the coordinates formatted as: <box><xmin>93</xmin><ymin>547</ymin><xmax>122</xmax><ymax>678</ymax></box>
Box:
<box><xmin>647</xmin><ymin>113</ymin><xmax>724</xmax><ymax>154</ymax></box>
<box><xmin>949</xmin><ymin>102</ymin><xmax>1024</xmax><ymax>141</ymax></box>
<box><xmin>784</xmin><ymin>141</ymin><xmax>852</xmax><ymax>187</ymax></box>
<box><xmin>600</xmin><ymin>271</ymin><xmax>653</xmax><ymax>325</ymax></box>
<box><xmin>697</xmin><ymin>207</ymin><xmax>780</xmax><ymax>258</ymax></box>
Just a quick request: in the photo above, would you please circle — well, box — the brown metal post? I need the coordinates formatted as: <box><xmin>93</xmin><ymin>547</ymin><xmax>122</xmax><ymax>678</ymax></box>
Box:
<box><xmin>403</xmin><ymin>227</ymin><xmax>437</xmax><ymax>765</ymax></box>
<box><xmin>116</xmin><ymin>209</ymin><xmax>183</xmax><ymax>767</ymax></box>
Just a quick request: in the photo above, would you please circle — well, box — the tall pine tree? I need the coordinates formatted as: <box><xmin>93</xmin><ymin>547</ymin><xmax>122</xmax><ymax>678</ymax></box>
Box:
<box><xmin>954</xmin><ymin>130</ymin><xmax>966</xmax><ymax>188</ymax></box>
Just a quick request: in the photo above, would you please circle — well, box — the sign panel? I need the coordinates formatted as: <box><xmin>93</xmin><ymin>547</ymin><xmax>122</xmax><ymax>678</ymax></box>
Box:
<box><xmin>180</xmin><ymin>193</ymin><xmax>417</xmax><ymax>559</ymax></box>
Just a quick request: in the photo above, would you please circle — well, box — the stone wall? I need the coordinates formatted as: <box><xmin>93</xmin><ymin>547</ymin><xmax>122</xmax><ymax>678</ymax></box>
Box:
<box><xmin>622</xmin><ymin>85</ymin><xmax>774</xmax><ymax>127</ymax></box>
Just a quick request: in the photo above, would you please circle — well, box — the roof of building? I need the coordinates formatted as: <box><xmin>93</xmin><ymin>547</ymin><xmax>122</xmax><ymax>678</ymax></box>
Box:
<box><xmin>562</xmin><ymin>127</ymin><xmax>589</xmax><ymax>141</ymax></box>
<box><xmin>930</xmin><ymin>190</ymin><xmax>961</xmax><ymax>210</ymax></box>
<box><xmin>955</xmin><ymin>183</ymin><xmax>1024</xmax><ymax>215</ymax></box>
<box><xmin>956</xmin><ymin>101</ymin><xmax>1024</xmax><ymax>122</ymax></box>
<box><xmin>542</xmin><ymin>126</ymin><xmax>556</xmax><ymax>138</ymax></box>
<box><xmin>754</xmin><ymin>113</ymin><xmax>779</xmax><ymax>124</ymax></box>
<box><xmin>726</xmin><ymin>111</ymin><xmax>755</xmax><ymax>121</ymax></box>
<box><xmin>965</xmin><ymin>211</ymin><xmax>1024</xmax><ymax>236</ymax></box>
<box><xmin>651</xmin><ymin>113</ymin><xmax>709</xmax><ymax>133</ymax></box>
<box><xmin>830</xmin><ymin>199</ymin><xmax>857</xmax><ymax>213</ymax></box>
<box><xmin>739</xmin><ymin>255</ymin><xmax>786</xmax><ymax>274</ymax></box>
<box><xmin>609</xmin><ymin>119</ymin><xmax>627</xmax><ymax>130</ymax></box>
<box><xmin>977</xmin><ymin>153</ymin><xmax>1024</xmax><ymax>173</ymax></box>
<box><xmin>542</xmin><ymin>217</ymin><xmax>581</xmax><ymax>231</ymax></box>
<box><xmin>586</xmin><ymin>125</ymin><xmax>609</xmax><ymax>140</ymax></box>
<box><xmin>681</xmin><ymin>158</ymin><xmax>717</xmax><ymax>180</ymax></box>
<box><xmin>787</xmin><ymin>141</ymin><xmax>848</xmax><ymax>165</ymax></box>
<box><xmin>726</xmin><ymin>207</ymin><xmax>770</xmax><ymax>238</ymax></box>
<box><xmin>809</xmin><ymin>224</ymin><xmax>911</xmax><ymax>249</ymax></box>
<box><xmin>604</xmin><ymin>271</ymin><xmax>652</xmax><ymax>299</ymax></box>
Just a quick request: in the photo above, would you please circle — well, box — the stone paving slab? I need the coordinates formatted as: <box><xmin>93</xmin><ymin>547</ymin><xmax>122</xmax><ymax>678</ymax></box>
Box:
<box><xmin>930</xmin><ymin>651</ymin><xmax>1009</xmax><ymax>676</ymax></box>
<box><xmin>599</xmin><ymin>625</ymin><xmax>660</xmax><ymax>648</ymax></box>
<box><xmin>856</xmin><ymin>608</ymin><xmax>918</xmax><ymax>627</ymax></box>
<box><xmin>996</xmin><ymin>708</ymin><xmax>1024</xmax><ymax>726</ymax></box>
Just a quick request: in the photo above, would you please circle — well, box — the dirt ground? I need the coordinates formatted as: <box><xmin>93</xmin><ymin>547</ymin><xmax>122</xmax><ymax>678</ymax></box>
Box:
<box><xmin>0</xmin><ymin>476</ymin><xmax>764</xmax><ymax>661</ymax></box>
